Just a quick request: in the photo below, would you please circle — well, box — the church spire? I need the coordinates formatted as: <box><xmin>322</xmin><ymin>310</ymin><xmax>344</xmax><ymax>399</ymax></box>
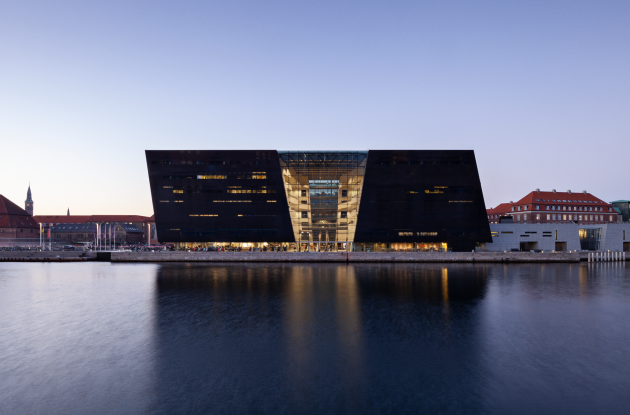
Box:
<box><xmin>25</xmin><ymin>183</ymin><xmax>34</xmax><ymax>216</ymax></box>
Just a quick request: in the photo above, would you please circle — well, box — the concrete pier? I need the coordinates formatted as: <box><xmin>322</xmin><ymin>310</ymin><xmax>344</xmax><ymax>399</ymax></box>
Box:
<box><xmin>111</xmin><ymin>251</ymin><xmax>581</xmax><ymax>263</ymax></box>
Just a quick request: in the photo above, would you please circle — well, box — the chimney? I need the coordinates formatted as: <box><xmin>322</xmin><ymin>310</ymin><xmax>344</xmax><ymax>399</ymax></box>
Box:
<box><xmin>567</xmin><ymin>190</ymin><xmax>571</xmax><ymax>194</ymax></box>
<box><xmin>510</xmin><ymin>201</ymin><xmax>513</xmax><ymax>203</ymax></box>
<box><xmin>536</xmin><ymin>188</ymin><xmax>540</xmax><ymax>192</ymax></box>
<box><xmin>552</xmin><ymin>189</ymin><xmax>556</xmax><ymax>193</ymax></box>
<box><xmin>582</xmin><ymin>190</ymin><xmax>587</xmax><ymax>194</ymax></box>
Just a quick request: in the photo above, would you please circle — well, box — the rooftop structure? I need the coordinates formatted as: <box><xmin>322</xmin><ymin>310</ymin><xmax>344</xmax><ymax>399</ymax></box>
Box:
<box><xmin>487</xmin><ymin>190</ymin><xmax>620</xmax><ymax>225</ymax></box>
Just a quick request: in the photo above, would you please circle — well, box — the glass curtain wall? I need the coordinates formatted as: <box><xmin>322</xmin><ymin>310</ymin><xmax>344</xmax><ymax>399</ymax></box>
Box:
<box><xmin>278</xmin><ymin>152</ymin><xmax>368</xmax><ymax>251</ymax></box>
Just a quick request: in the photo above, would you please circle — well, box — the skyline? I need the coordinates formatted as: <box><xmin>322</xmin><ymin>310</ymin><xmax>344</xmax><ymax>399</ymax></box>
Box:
<box><xmin>1</xmin><ymin>1</ymin><xmax>629</xmax><ymax>216</ymax></box>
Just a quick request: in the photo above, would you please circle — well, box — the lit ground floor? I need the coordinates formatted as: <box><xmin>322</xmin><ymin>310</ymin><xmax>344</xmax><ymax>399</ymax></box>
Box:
<box><xmin>172</xmin><ymin>241</ymin><xmax>450</xmax><ymax>252</ymax></box>
<box><xmin>483</xmin><ymin>223</ymin><xmax>630</xmax><ymax>252</ymax></box>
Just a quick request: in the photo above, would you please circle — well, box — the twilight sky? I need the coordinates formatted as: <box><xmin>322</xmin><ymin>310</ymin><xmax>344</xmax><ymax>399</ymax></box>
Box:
<box><xmin>1</xmin><ymin>0</ymin><xmax>628</xmax><ymax>216</ymax></box>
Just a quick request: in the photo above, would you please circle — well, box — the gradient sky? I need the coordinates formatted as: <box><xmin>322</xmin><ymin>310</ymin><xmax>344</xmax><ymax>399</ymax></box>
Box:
<box><xmin>1</xmin><ymin>0</ymin><xmax>628</xmax><ymax>216</ymax></box>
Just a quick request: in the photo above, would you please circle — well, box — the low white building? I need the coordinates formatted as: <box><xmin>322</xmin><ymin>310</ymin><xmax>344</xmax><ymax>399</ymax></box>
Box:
<box><xmin>483</xmin><ymin>223</ymin><xmax>630</xmax><ymax>252</ymax></box>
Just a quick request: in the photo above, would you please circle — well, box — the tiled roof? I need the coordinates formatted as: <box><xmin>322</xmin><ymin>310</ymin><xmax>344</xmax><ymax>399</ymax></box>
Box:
<box><xmin>0</xmin><ymin>195</ymin><xmax>39</xmax><ymax>228</ymax></box>
<box><xmin>514</xmin><ymin>191</ymin><xmax>611</xmax><ymax>206</ymax></box>
<box><xmin>120</xmin><ymin>224</ymin><xmax>143</xmax><ymax>233</ymax></box>
<box><xmin>52</xmin><ymin>223</ymin><xmax>96</xmax><ymax>232</ymax></box>
<box><xmin>486</xmin><ymin>203</ymin><xmax>512</xmax><ymax>216</ymax></box>
<box><xmin>487</xmin><ymin>191</ymin><xmax>616</xmax><ymax>215</ymax></box>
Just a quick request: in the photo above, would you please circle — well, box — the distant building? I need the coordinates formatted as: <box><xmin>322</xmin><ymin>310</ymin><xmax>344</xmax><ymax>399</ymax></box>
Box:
<box><xmin>51</xmin><ymin>222</ymin><xmax>145</xmax><ymax>245</ymax></box>
<box><xmin>0</xmin><ymin>194</ymin><xmax>39</xmax><ymax>245</ymax></box>
<box><xmin>25</xmin><ymin>184</ymin><xmax>34</xmax><ymax>216</ymax></box>
<box><xmin>35</xmin><ymin>214</ymin><xmax>156</xmax><ymax>245</ymax></box>
<box><xmin>483</xmin><ymin>222</ymin><xmax>630</xmax><ymax>252</ymax></box>
<box><xmin>51</xmin><ymin>223</ymin><xmax>96</xmax><ymax>244</ymax></box>
<box><xmin>611</xmin><ymin>200</ymin><xmax>629</xmax><ymax>222</ymax></box>
<box><xmin>487</xmin><ymin>189</ymin><xmax>620</xmax><ymax>225</ymax></box>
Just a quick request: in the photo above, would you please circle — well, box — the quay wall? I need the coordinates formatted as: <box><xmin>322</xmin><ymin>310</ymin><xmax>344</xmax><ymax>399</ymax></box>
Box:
<box><xmin>111</xmin><ymin>251</ymin><xmax>581</xmax><ymax>263</ymax></box>
<box><xmin>0</xmin><ymin>251</ymin><xmax>96</xmax><ymax>262</ymax></box>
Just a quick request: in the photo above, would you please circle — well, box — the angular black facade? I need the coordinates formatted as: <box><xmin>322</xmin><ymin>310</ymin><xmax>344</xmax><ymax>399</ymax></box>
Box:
<box><xmin>146</xmin><ymin>150</ymin><xmax>295</xmax><ymax>243</ymax></box>
<box><xmin>146</xmin><ymin>149</ymin><xmax>491</xmax><ymax>251</ymax></box>
<box><xmin>353</xmin><ymin>150</ymin><xmax>491</xmax><ymax>252</ymax></box>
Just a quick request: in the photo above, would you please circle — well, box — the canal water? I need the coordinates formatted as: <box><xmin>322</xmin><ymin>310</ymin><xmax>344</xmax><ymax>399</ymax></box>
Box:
<box><xmin>1</xmin><ymin>262</ymin><xmax>629</xmax><ymax>414</ymax></box>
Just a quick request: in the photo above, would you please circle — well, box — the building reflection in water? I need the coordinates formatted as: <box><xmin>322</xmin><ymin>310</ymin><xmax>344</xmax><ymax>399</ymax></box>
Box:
<box><xmin>151</xmin><ymin>263</ymin><xmax>489</xmax><ymax>413</ymax></box>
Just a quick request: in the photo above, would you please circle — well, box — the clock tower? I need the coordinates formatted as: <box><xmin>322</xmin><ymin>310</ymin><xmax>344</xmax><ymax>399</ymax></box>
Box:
<box><xmin>25</xmin><ymin>183</ymin><xmax>34</xmax><ymax>216</ymax></box>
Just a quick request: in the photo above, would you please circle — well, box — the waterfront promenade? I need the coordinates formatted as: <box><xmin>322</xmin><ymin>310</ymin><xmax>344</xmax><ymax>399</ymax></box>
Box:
<box><xmin>110</xmin><ymin>251</ymin><xmax>582</xmax><ymax>263</ymax></box>
<box><xmin>4</xmin><ymin>251</ymin><xmax>626</xmax><ymax>263</ymax></box>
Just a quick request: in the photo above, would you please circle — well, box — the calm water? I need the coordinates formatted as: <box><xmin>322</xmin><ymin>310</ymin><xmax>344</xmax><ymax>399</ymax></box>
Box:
<box><xmin>1</xmin><ymin>262</ymin><xmax>630</xmax><ymax>414</ymax></box>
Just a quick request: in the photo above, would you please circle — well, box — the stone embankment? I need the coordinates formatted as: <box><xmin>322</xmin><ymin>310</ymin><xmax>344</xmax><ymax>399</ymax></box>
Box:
<box><xmin>111</xmin><ymin>251</ymin><xmax>581</xmax><ymax>263</ymax></box>
<box><xmin>0</xmin><ymin>251</ymin><xmax>96</xmax><ymax>262</ymax></box>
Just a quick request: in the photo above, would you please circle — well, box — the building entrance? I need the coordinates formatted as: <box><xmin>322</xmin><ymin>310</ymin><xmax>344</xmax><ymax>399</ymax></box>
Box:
<box><xmin>279</xmin><ymin>152</ymin><xmax>368</xmax><ymax>251</ymax></box>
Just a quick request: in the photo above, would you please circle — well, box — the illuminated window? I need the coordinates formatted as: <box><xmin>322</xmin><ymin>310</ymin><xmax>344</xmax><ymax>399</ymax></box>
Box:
<box><xmin>536</xmin><ymin>214</ymin><xmax>540</xmax><ymax>220</ymax></box>
<box><xmin>398</xmin><ymin>232</ymin><xmax>413</xmax><ymax>236</ymax></box>
<box><xmin>163</xmin><ymin>186</ymin><xmax>173</xmax><ymax>189</ymax></box>
<box><xmin>174</xmin><ymin>200</ymin><xmax>184</xmax><ymax>203</ymax></box>
<box><xmin>189</xmin><ymin>214</ymin><xmax>218</xmax><ymax>217</ymax></box>
<box><xmin>267</xmin><ymin>200</ymin><xmax>276</xmax><ymax>203</ymax></box>
<box><xmin>197</xmin><ymin>175</ymin><xmax>227</xmax><ymax>179</ymax></box>
<box><xmin>563</xmin><ymin>215</ymin><xmax>566</xmax><ymax>220</ymax></box>
<box><xmin>419</xmin><ymin>232</ymin><xmax>438</xmax><ymax>236</ymax></box>
<box><xmin>213</xmin><ymin>200</ymin><xmax>252</xmax><ymax>203</ymax></box>
<box><xmin>173</xmin><ymin>190</ymin><xmax>183</xmax><ymax>194</ymax></box>
<box><xmin>159</xmin><ymin>200</ymin><xmax>169</xmax><ymax>203</ymax></box>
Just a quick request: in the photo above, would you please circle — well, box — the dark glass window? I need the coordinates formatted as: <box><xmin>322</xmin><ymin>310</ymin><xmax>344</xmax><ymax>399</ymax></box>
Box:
<box><xmin>301</xmin><ymin>212</ymin><xmax>308</xmax><ymax>218</ymax></box>
<box><xmin>342</xmin><ymin>190</ymin><xmax>347</xmax><ymax>197</ymax></box>
<box><xmin>340</xmin><ymin>211</ymin><xmax>347</xmax><ymax>218</ymax></box>
<box><xmin>301</xmin><ymin>190</ymin><xmax>307</xmax><ymax>197</ymax></box>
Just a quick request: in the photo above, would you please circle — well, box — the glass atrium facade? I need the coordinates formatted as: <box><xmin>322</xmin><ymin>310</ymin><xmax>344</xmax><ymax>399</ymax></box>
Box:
<box><xmin>279</xmin><ymin>152</ymin><xmax>367</xmax><ymax>251</ymax></box>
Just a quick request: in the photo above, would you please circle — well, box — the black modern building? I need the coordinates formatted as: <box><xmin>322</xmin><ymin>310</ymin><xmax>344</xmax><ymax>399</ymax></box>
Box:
<box><xmin>146</xmin><ymin>150</ymin><xmax>491</xmax><ymax>252</ymax></box>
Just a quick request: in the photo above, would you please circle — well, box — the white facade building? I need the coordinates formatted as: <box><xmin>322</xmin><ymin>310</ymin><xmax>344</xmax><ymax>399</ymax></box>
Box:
<box><xmin>483</xmin><ymin>223</ymin><xmax>630</xmax><ymax>252</ymax></box>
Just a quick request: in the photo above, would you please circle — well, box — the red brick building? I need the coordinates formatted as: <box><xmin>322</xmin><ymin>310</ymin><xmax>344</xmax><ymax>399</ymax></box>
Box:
<box><xmin>487</xmin><ymin>189</ymin><xmax>620</xmax><ymax>224</ymax></box>
<box><xmin>0</xmin><ymin>194</ymin><xmax>40</xmax><ymax>244</ymax></box>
